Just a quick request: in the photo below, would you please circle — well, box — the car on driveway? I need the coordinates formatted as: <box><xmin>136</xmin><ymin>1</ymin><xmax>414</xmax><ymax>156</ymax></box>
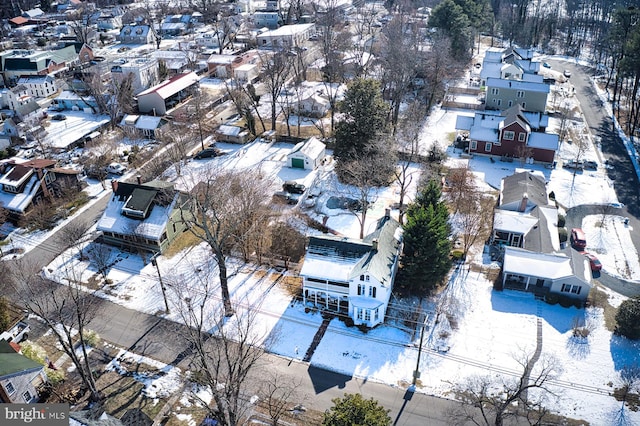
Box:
<box><xmin>194</xmin><ymin>148</ymin><xmax>220</xmax><ymax>159</ymax></box>
<box><xmin>282</xmin><ymin>181</ymin><xmax>306</xmax><ymax>194</ymax></box>
<box><xmin>583</xmin><ymin>160</ymin><xmax>598</xmax><ymax>170</ymax></box>
<box><xmin>106</xmin><ymin>162</ymin><xmax>127</xmax><ymax>175</ymax></box>
<box><xmin>570</xmin><ymin>228</ymin><xmax>587</xmax><ymax>250</ymax></box>
<box><xmin>563</xmin><ymin>159</ymin><xmax>584</xmax><ymax>170</ymax></box>
<box><xmin>582</xmin><ymin>252</ymin><xmax>602</xmax><ymax>272</ymax></box>
<box><xmin>563</xmin><ymin>69</ymin><xmax>572</xmax><ymax>78</ymax></box>
<box><xmin>51</xmin><ymin>114</ymin><xmax>66</xmax><ymax>120</ymax></box>
<box><xmin>542</xmin><ymin>62</ymin><xmax>551</xmax><ymax>68</ymax></box>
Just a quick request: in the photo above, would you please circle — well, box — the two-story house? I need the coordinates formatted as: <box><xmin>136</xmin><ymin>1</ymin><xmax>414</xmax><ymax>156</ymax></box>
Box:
<box><xmin>0</xmin><ymin>340</ymin><xmax>47</xmax><ymax>404</ymax></box>
<box><xmin>257</xmin><ymin>23</ymin><xmax>315</xmax><ymax>49</ymax></box>
<box><xmin>455</xmin><ymin>104</ymin><xmax>558</xmax><ymax>163</ymax></box>
<box><xmin>0</xmin><ymin>46</ymin><xmax>78</xmax><ymax>84</ymax></box>
<box><xmin>16</xmin><ymin>75</ymin><xmax>57</xmax><ymax>98</ymax></box>
<box><xmin>300</xmin><ymin>211</ymin><xmax>403</xmax><ymax>328</ymax></box>
<box><xmin>118</xmin><ymin>24</ymin><xmax>157</xmax><ymax>45</ymax></box>
<box><xmin>111</xmin><ymin>58</ymin><xmax>159</xmax><ymax>95</ymax></box>
<box><xmin>97</xmin><ymin>179</ymin><xmax>191</xmax><ymax>254</ymax></box>
<box><xmin>0</xmin><ymin>159</ymin><xmax>82</xmax><ymax>223</ymax></box>
<box><xmin>491</xmin><ymin>171</ymin><xmax>592</xmax><ymax>302</ymax></box>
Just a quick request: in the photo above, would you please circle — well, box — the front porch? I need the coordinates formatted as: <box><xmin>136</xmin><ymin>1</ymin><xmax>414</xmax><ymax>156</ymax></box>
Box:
<box><xmin>503</xmin><ymin>272</ymin><xmax>550</xmax><ymax>298</ymax></box>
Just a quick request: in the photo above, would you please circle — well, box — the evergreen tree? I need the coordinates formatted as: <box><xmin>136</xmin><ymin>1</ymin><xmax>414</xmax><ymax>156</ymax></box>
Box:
<box><xmin>428</xmin><ymin>0</ymin><xmax>473</xmax><ymax>59</ymax></box>
<box><xmin>323</xmin><ymin>393</ymin><xmax>391</xmax><ymax>426</ymax></box>
<box><xmin>402</xmin><ymin>182</ymin><xmax>452</xmax><ymax>295</ymax></box>
<box><xmin>334</xmin><ymin>79</ymin><xmax>388</xmax><ymax>161</ymax></box>
<box><xmin>615</xmin><ymin>296</ymin><xmax>640</xmax><ymax>340</ymax></box>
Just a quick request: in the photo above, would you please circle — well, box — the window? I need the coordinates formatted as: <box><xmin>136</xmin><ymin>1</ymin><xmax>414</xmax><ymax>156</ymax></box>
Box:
<box><xmin>470</xmin><ymin>140</ymin><xmax>477</xmax><ymax>150</ymax></box>
<box><xmin>521</xmin><ymin>102</ymin><xmax>526</xmax><ymax>109</ymax></box>
<box><xmin>356</xmin><ymin>308</ymin><xmax>362</xmax><ymax>320</ymax></box>
<box><xmin>374</xmin><ymin>309</ymin><xmax>379</xmax><ymax>320</ymax></box>
<box><xmin>5</xmin><ymin>381</ymin><xmax>15</xmax><ymax>395</ymax></box>
<box><xmin>571</xmin><ymin>286</ymin><xmax>581</xmax><ymax>295</ymax></box>
<box><xmin>497</xmin><ymin>99</ymin><xmax>502</xmax><ymax>106</ymax></box>
<box><xmin>360</xmin><ymin>274</ymin><xmax>364</xmax><ymax>281</ymax></box>
<box><xmin>44</xmin><ymin>171</ymin><xmax>56</xmax><ymax>184</ymax></box>
<box><xmin>491</xmin><ymin>88</ymin><xmax>499</xmax><ymax>95</ymax></box>
<box><xmin>23</xmin><ymin>391</ymin><xmax>32</xmax><ymax>402</ymax></box>
<box><xmin>358</xmin><ymin>284</ymin><xmax>365</xmax><ymax>295</ymax></box>
<box><xmin>518</xmin><ymin>132</ymin><xmax>526</xmax><ymax>142</ymax></box>
<box><xmin>516</xmin><ymin>90</ymin><xmax>525</xmax><ymax>97</ymax></box>
<box><xmin>485</xmin><ymin>142</ymin><xmax>492</xmax><ymax>152</ymax></box>
<box><xmin>368</xmin><ymin>286</ymin><xmax>377</xmax><ymax>298</ymax></box>
<box><xmin>503</xmin><ymin>131</ymin><xmax>515</xmax><ymax>140</ymax></box>
<box><xmin>364</xmin><ymin>310</ymin><xmax>370</xmax><ymax>321</ymax></box>
<box><xmin>364</xmin><ymin>275</ymin><xmax>369</xmax><ymax>281</ymax></box>
<box><xmin>508</xmin><ymin>100</ymin><xmax>513</xmax><ymax>107</ymax></box>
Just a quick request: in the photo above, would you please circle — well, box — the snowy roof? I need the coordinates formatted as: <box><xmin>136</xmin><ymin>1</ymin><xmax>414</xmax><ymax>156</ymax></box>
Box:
<box><xmin>494</xmin><ymin>209</ymin><xmax>539</xmax><ymax>235</ymax></box>
<box><xmin>0</xmin><ymin>174</ymin><xmax>39</xmax><ymax>213</ymax></box>
<box><xmin>97</xmin><ymin>181</ymin><xmax>180</xmax><ymax>240</ymax></box>
<box><xmin>528</xmin><ymin>132</ymin><xmax>559</xmax><ymax>150</ymax></box>
<box><xmin>503</xmin><ymin>246</ymin><xmax>573</xmax><ymax>279</ymax></box>
<box><xmin>137</xmin><ymin>72</ymin><xmax>199</xmax><ymax>99</ymax></box>
<box><xmin>259</xmin><ymin>23</ymin><xmax>314</xmax><ymax>37</ymax></box>
<box><xmin>207</xmin><ymin>54</ymin><xmax>237</xmax><ymax>65</ymax></box>
<box><xmin>135</xmin><ymin>115</ymin><xmax>163</xmax><ymax>130</ymax></box>
<box><xmin>301</xmin><ymin>216</ymin><xmax>402</xmax><ymax>288</ymax></box>
<box><xmin>216</xmin><ymin>125</ymin><xmax>245</xmax><ymax>136</ymax></box>
<box><xmin>289</xmin><ymin>137</ymin><xmax>325</xmax><ymax>160</ymax></box>
<box><xmin>455</xmin><ymin>115</ymin><xmax>474</xmax><ymax>130</ymax></box>
<box><xmin>480</xmin><ymin>61</ymin><xmax>503</xmax><ymax>80</ymax></box>
<box><xmin>500</xmin><ymin>171</ymin><xmax>548</xmax><ymax>210</ymax></box>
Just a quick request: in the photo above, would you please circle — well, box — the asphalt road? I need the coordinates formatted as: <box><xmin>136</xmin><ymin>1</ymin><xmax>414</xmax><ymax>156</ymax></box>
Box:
<box><xmin>550</xmin><ymin>59</ymin><xmax>640</xmax><ymax>294</ymax></box>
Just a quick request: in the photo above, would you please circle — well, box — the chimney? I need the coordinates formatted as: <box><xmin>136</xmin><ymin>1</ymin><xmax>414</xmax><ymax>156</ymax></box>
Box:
<box><xmin>385</xmin><ymin>208</ymin><xmax>390</xmax><ymax>218</ymax></box>
<box><xmin>518</xmin><ymin>193</ymin><xmax>528</xmax><ymax>212</ymax></box>
<box><xmin>137</xmin><ymin>175</ymin><xmax>142</xmax><ymax>185</ymax></box>
<box><xmin>371</xmin><ymin>239</ymin><xmax>378</xmax><ymax>251</ymax></box>
<box><xmin>111</xmin><ymin>179</ymin><xmax>118</xmax><ymax>193</ymax></box>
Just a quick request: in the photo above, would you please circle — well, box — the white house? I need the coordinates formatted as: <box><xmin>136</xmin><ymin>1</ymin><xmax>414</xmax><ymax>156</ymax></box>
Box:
<box><xmin>118</xmin><ymin>24</ymin><xmax>157</xmax><ymax>45</ymax></box>
<box><xmin>502</xmin><ymin>247</ymin><xmax>592</xmax><ymax>301</ymax></box>
<box><xmin>295</xmin><ymin>92</ymin><xmax>331</xmax><ymax>118</ymax></box>
<box><xmin>300</xmin><ymin>212</ymin><xmax>403</xmax><ymax>328</ymax></box>
<box><xmin>16</xmin><ymin>75</ymin><xmax>57</xmax><ymax>98</ymax></box>
<box><xmin>287</xmin><ymin>137</ymin><xmax>326</xmax><ymax>170</ymax></box>
<box><xmin>111</xmin><ymin>58</ymin><xmax>159</xmax><ymax>95</ymax></box>
<box><xmin>257</xmin><ymin>23</ymin><xmax>315</xmax><ymax>49</ymax></box>
<box><xmin>137</xmin><ymin>72</ymin><xmax>199</xmax><ymax>116</ymax></box>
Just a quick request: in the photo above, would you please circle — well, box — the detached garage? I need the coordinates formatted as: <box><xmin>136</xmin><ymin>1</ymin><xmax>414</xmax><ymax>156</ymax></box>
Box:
<box><xmin>287</xmin><ymin>137</ymin><xmax>326</xmax><ymax>170</ymax></box>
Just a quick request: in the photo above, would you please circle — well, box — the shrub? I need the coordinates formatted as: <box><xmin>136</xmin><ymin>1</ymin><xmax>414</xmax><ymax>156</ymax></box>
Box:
<box><xmin>558</xmin><ymin>295</ymin><xmax>575</xmax><ymax>308</ymax></box>
<box><xmin>558</xmin><ymin>227</ymin><xmax>568</xmax><ymax>243</ymax></box>
<box><xmin>20</xmin><ymin>341</ymin><xmax>47</xmax><ymax>364</ymax></box>
<box><xmin>493</xmin><ymin>280</ymin><xmax>503</xmax><ymax>291</ymax></box>
<box><xmin>357</xmin><ymin>324</ymin><xmax>369</xmax><ymax>334</ymax></box>
<box><xmin>615</xmin><ymin>296</ymin><xmax>640</xmax><ymax>340</ymax></box>
<box><xmin>344</xmin><ymin>317</ymin><xmax>354</xmax><ymax>328</ymax></box>
<box><xmin>45</xmin><ymin>368</ymin><xmax>65</xmax><ymax>385</ymax></box>
<box><xmin>545</xmin><ymin>293</ymin><xmax>559</xmax><ymax>305</ymax></box>
<box><xmin>83</xmin><ymin>329</ymin><xmax>100</xmax><ymax>347</ymax></box>
<box><xmin>450</xmin><ymin>250</ymin><xmax>464</xmax><ymax>261</ymax></box>
<box><xmin>557</xmin><ymin>213</ymin><xmax>566</xmax><ymax>228</ymax></box>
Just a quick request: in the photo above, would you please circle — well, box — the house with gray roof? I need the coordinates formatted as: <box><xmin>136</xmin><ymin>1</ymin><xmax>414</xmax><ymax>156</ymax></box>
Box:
<box><xmin>118</xmin><ymin>24</ymin><xmax>157</xmax><ymax>45</ymax></box>
<box><xmin>97</xmin><ymin>179</ymin><xmax>191</xmax><ymax>254</ymax></box>
<box><xmin>0</xmin><ymin>340</ymin><xmax>48</xmax><ymax>404</ymax></box>
<box><xmin>491</xmin><ymin>171</ymin><xmax>592</xmax><ymax>302</ymax></box>
<box><xmin>300</xmin><ymin>211</ymin><xmax>403</xmax><ymax>327</ymax></box>
<box><xmin>455</xmin><ymin>104</ymin><xmax>558</xmax><ymax>163</ymax></box>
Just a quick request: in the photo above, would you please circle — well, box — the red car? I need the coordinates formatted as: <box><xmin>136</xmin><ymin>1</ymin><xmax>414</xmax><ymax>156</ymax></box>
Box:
<box><xmin>582</xmin><ymin>252</ymin><xmax>602</xmax><ymax>272</ymax></box>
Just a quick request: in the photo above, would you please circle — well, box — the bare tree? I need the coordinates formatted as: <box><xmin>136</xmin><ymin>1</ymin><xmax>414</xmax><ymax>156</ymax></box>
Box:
<box><xmin>180</xmin><ymin>167</ymin><xmax>275</xmax><ymax>317</ymax></box>
<box><xmin>9</xmin><ymin>259</ymin><xmax>103</xmax><ymax>402</ymax></box>
<box><xmin>394</xmin><ymin>103</ymin><xmax>425</xmax><ymax>224</ymax></box>
<box><xmin>338</xmin><ymin>136</ymin><xmax>397</xmax><ymax>239</ymax></box>
<box><xmin>453</xmin><ymin>190</ymin><xmax>496</xmax><ymax>261</ymax></box>
<box><xmin>170</xmin><ymin>265</ymin><xmax>279</xmax><ymax>426</ymax></box>
<box><xmin>450</xmin><ymin>350</ymin><xmax>560</xmax><ymax>426</ymax></box>
<box><xmin>68</xmin><ymin>5</ymin><xmax>95</xmax><ymax>46</ymax></box>
<box><xmin>613</xmin><ymin>365</ymin><xmax>640</xmax><ymax>425</ymax></box>
<box><xmin>446</xmin><ymin>167</ymin><xmax>476</xmax><ymax>214</ymax></box>
<box><xmin>260</xmin><ymin>51</ymin><xmax>293</xmax><ymax>132</ymax></box>
<box><xmin>259</xmin><ymin>372</ymin><xmax>303</xmax><ymax>426</ymax></box>
<box><xmin>87</xmin><ymin>243</ymin><xmax>113</xmax><ymax>282</ymax></box>
<box><xmin>55</xmin><ymin>218</ymin><xmax>93</xmax><ymax>261</ymax></box>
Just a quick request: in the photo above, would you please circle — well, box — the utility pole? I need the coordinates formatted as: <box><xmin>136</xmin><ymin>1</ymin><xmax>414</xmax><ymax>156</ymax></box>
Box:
<box><xmin>151</xmin><ymin>254</ymin><xmax>170</xmax><ymax>314</ymax></box>
<box><xmin>412</xmin><ymin>312</ymin><xmax>426</xmax><ymax>386</ymax></box>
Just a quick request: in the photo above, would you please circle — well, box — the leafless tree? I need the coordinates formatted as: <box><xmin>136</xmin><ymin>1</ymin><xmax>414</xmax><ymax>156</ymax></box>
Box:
<box><xmin>170</xmin><ymin>265</ymin><xmax>279</xmax><ymax>426</ymax></box>
<box><xmin>420</xmin><ymin>33</ymin><xmax>458</xmax><ymax>111</ymax></box>
<box><xmin>259</xmin><ymin>372</ymin><xmax>304</xmax><ymax>426</ymax></box>
<box><xmin>613</xmin><ymin>365</ymin><xmax>640</xmax><ymax>424</ymax></box>
<box><xmin>260</xmin><ymin>51</ymin><xmax>293</xmax><ymax>132</ymax></box>
<box><xmin>337</xmin><ymin>136</ymin><xmax>396</xmax><ymax>239</ymax></box>
<box><xmin>9</xmin><ymin>259</ymin><xmax>103</xmax><ymax>402</ymax></box>
<box><xmin>68</xmin><ymin>5</ymin><xmax>95</xmax><ymax>46</ymax></box>
<box><xmin>55</xmin><ymin>218</ymin><xmax>93</xmax><ymax>261</ymax></box>
<box><xmin>453</xmin><ymin>190</ymin><xmax>496</xmax><ymax>261</ymax></box>
<box><xmin>394</xmin><ymin>103</ymin><xmax>425</xmax><ymax>224</ymax></box>
<box><xmin>87</xmin><ymin>243</ymin><xmax>113</xmax><ymax>282</ymax></box>
<box><xmin>212</xmin><ymin>14</ymin><xmax>238</xmax><ymax>55</ymax></box>
<box><xmin>446</xmin><ymin>167</ymin><xmax>476</xmax><ymax>215</ymax></box>
<box><xmin>224</xmin><ymin>80</ymin><xmax>264</xmax><ymax>137</ymax></box>
<box><xmin>180</xmin><ymin>167</ymin><xmax>275</xmax><ymax>317</ymax></box>
<box><xmin>450</xmin><ymin>350</ymin><xmax>560</xmax><ymax>426</ymax></box>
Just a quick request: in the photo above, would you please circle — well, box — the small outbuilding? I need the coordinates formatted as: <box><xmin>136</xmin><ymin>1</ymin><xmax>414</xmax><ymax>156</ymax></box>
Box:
<box><xmin>287</xmin><ymin>137</ymin><xmax>326</xmax><ymax>170</ymax></box>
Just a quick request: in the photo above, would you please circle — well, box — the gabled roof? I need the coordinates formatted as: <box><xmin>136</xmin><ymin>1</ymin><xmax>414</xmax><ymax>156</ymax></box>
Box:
<box><xmin>500</xmin><ymin>104</ymin><xmax>531</xmax><ymax>132</ymax></box>
<box><xmin>300</xmin><ymin>215</ymin><xmax>402</xmax><ymax>287</ymax></box>
<box><xmin>137</xmin><ymin>72</ymin><xmax>198</xmax><ymax>100</ymax></box>
<box><xmin>0</xmin><ymin>340</ymin><xmax>43</xmax><ymax>377</ymax></box>
<box><xmin>503</xmin><ymin>246</ymin><xmax>573</xmax><ymax>279</ymax></box>
<box><xmin>500</xmin><ymin>171</ymin><xmax>548</xmax><ymax>210</ymax></box>
<box><xmin>9</xmin><ymin>16</ymin><xmax>29</xmax><ymax>26</ymax></box>
<box><xmin>289</xmin><ymin>137</ymin><xmax>325</xmax><ymax>159</ymax></box>
<box><xmin>486</xmin><ymin>77</ymin><xmax>550</xmax><ymax>93</ymax></box>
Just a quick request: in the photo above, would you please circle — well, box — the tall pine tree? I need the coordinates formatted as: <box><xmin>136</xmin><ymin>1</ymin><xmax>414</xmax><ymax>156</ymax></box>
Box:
<box><xmin>401</xmin><ymin>181</ymin><xmax>452</xmax><ymax>295</ymax></box>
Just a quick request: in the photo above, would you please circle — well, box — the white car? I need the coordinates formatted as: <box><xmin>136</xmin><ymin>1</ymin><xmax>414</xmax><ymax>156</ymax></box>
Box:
<box><xmin>106</xmin><ymin>163</ymin><xmax>127</xmax><ymax>175</ymax></box>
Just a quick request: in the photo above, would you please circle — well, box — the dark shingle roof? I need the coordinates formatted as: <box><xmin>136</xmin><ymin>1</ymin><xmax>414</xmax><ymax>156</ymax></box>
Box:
<box><xmin>0</xmin><ymin>340</ymin><xmax>43</xmax><ymax>377</ymax></box>
<box><xmin>501</xmin><ymin>171</ymin><xmax>548</xmax><ymax>209</ymax></box>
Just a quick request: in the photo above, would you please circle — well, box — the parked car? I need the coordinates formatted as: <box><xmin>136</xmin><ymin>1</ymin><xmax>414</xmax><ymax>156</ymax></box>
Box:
<box><xmin>283</xmin><ymin>181</ymin><xmax>306</xmax><ymax>194</ymax></box>
<box><xmin>607</xmin><ymin>202</ymin><xmax>625</xmax><ymax>209</ymax></box>
<box><xmin>51</xmin><ymin>114</ymin><xmax>66</xmax><ymax>121</ymax></box>
<box><xmin>563</xmin><ymin>69</ymin><xmax>572</xmax><ymax>78</ymax></box>
<box><xmin>542</xmin><ymin>62</ymin><xmax>551</xmax><ymax>68</ymax></box>
<box><xmin>563</xmin><ymin>159</ymin><xmax>584</xmax><ymax>170</ymax></box>
<box><xmin>582</xmin><ymin>252</ymin><xmax>602</xmax><ymax>272</ymax></box>
<box><xmin>583</xmin><ymin>160</ymin><xmax>598</xmax><ymax>170</ymax></box>
<box><xmin>570</xmin><ymin>228</ymin><xmax>587</xmax><ymax>250</ymax></box>
<box><xmin>106</xmin><ymin>163</ymin><xmax>127</xmax><ymax>175</ymax></box>
<box><xmin>194</xmin><ymin>148</ymin><xmax>219</xmax><ymax>159</ymax></box>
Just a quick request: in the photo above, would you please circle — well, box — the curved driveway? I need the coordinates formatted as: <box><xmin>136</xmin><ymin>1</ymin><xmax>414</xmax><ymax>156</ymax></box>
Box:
<box><xmin>550</xmin><ymin>59</ymin><xmax>640</xmax><ymax>296</ymax></box>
